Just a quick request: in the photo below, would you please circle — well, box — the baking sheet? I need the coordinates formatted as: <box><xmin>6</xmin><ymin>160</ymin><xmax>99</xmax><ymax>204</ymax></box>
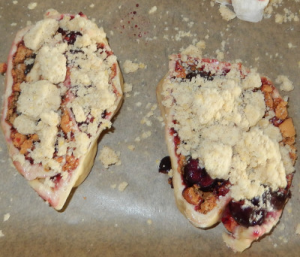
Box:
<box><xmin>0</xmin><ymin>0</ymin><xmax>299</xmax><ymax>256</ymax></box>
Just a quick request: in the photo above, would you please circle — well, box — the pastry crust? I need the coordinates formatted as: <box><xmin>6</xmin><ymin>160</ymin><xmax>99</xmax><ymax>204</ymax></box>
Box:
<box><xmin>1</xmin><ymin>10</ymin><xmax>124</xmax><ymax>210</ymax></box>
<box><xmin>157</xmin><ymin>54</ymin><xmax>296</xmax><ymax>251</ymax></box>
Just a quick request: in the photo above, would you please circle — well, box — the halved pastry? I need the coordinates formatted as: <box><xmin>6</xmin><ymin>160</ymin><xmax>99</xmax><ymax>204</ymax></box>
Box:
<box><xmin>157</xmin><ymin>54</ymin><xmax>296</xmax><ymax>251</ymax></box>
<box><xmin>1</xmin><ymin>9</ymin><xmax>123</xmax><ymax>210</ymax></box>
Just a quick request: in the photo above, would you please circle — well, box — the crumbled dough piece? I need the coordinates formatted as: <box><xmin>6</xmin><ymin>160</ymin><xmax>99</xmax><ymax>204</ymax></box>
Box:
<box><xmin>128</xmin><ymin>145</ymin><xmax>135</xmax><ymax>151</ymax></box>
<box><xmin>142</xmin><ymin>131</ymin><xmax>152</xmax><ymax>139</ymax></box>
<box><xmin>0</xmin><ymin>230</ymin><xmax>4</xmax><ymax>237</ymax></box>
<box><xmin>28</xmin><ymin>2</ymin><xmax>37</xmax><ymax>10</ymax></box>
<box><xmin>275</xmin><ymin>14</ymin><xmax>284</xmax><ymax>24</ymax></box>
<box><xmin>149</xmin><ymin>6</ymin><xmax>157</xmax><ymax>14</ymax></box>
<box><xmin>147</xmin><ymin>219</ymin><xmax>153</xmax><ymax>225</ymax></box>
<box><xmin>110</xmin><ymin>184</ymin><xmax>117</xmax><ymax>189</ymax></box>
<box><xmin>3</xmin><ymin>213</ymin><xmax>10</xmax><ymax>222</ymax></box>
<box><xmin>124</xmin><ymin>83</ymin><xmax>133</xmax><ymax>93</ymax></box>
<box><xmin>99</xmin><ymin>146</ymin><xmax>121</xmax><ymax>168</ymax></box>
<box><xmin>219</xmin><ymin>5</ymin><xmax>237</xmax><ymax>21</ymax></box>
<box><xmin>276</xmin><ymin>75</ymin><xmax>294</xmax><ymax>92</ymax></box>
<box><xmin>196</xmin><ymin>40</ymin><xmax>206</xmax><ymax>50</ymax></box>
<box><xmin>216</xmin><ymin>49</ymin><xmax>224</xmax><ymax>60</ymax></box>
<box><xmin>0</xmin><ymin>63</ymin><xmax>7</xmax><ymax>74</ymax></box>
<box><xmin>118</xmin><ymin>181</ymin><xmax>128</xmax><ymax>191</ymax></box>
<box><xmin>123</xmin><ymin>60</ymin><xmax>147</xmax><ymax>73</ymax></box>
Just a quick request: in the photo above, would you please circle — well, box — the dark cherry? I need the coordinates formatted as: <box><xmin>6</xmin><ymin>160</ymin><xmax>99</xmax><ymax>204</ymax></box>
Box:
<box><xmin>58</xmin><ymin>27</ymin><xmax>67</xmax><ymax>36</ymax></box>
<box><xmin>183</xmin><ymin>158</ymin><xmax>215</xmax><ymax>190</ymax></box>
<box><xmin>159</xmin><ymin>156</ymin><xmax>172</xmax><ymax>174</ymax></box>
<box><xmin>269</xmin><ymin>189</ymin><xmax>290</xmax><ymax>210</ymax></box>
<box><xmin>69</xmin><ymin>49</ymin><xmax>84</xmax><ymax>55</ymax></box>
<box><xmin>24</xmin><ymin>63</ymin><xmax>34</xmax><ymax>75</ymax></box>
<box><xmin>270</xmin><ymin>116</ymin><xmax>283</xmax><ymax>127</ymax></box>
<box><xmin>101</xmin><ymin>110</ymin><xmax>107</xmax><ymax>119</ymax></box>
<box><xmin>24</xmin><ymin>53</ymin><xmax>36</xmax><ymax>75</ymax></box>
<box><xmin>214</xmin><ymin>180</ymin><xmax>230</xmax><ymax>196</ymax></box>
<box><xmin>186</xmin><ymin>70</ymin><xmax>214</xmax><ymax>81</ymax></box>
<box><xmin>64</xmin><ymin>31</ymin><xmax>83</xmax><ymax>45</ymax></box>
<box><xmin>229</xmin><ymin>200</ymin><xmax>266</xmax><ymax>228</ymax></box>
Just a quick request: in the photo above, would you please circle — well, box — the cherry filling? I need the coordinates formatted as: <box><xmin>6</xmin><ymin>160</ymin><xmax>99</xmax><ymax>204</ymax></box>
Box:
<box><xmin>58</xmin><ymin>28</ymin><xmax>82</xmax><ymax>45</ymax></box>
<box><xmin>183</xmin><ymin>158</ymin><xmax>216</xmax><ymax>191</ymax></box>
<box><xmin>222</xmin><ymin>186</ymin><xmax>291</xmax><ymax>229</ymax></box>
<box><xmin>64</xmin><ymin>31</ymin><xmax>83</xmax><ymax>45</ymax></box>
<box><xmin>159</xmin><ymin>156</ymin><xmax>172</xmax><ymax>174</ymax></box>
<box><xmin>228</xmin><ymin>200</ymin><xmax>266</xmax><ymax>228</ymax></box>
<box><xmin>269</xmin><ymin>188</ymin><xmax>291</xmax><ymax>210</ymax></box>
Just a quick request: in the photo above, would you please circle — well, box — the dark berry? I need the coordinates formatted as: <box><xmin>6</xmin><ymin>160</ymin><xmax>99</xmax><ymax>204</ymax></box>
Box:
<box><xmin>229</xmin><ymin>200</ymin><xmax>266</xmax><ymax>227</ymax></box>
<box><xmin>269</xmin><ymin>189</ymin><xmax>290</xmax><ymax>210</ymax></box>
<box><xmin>64</xmin><ymin>31</ymin><xmax>83</xmax><ymax>45</ymax></box>
<box><xmin>186</xmin><ymin>70</ymin><xmax>214</xmax><ymax>81</ymax></box>
<box><xmin>159</xmin><ymin>156</ymin><xmax>172</xmax><ymax>174</ymax></box>
<box><xmin>183</xmin><ymin>158</ymin><xmax>215</xmax><ymax>190</ymax></box>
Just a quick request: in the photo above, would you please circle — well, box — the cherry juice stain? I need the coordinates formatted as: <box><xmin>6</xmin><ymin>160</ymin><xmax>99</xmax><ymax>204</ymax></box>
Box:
<box><xmin>114</xmin><ymin>3</ymin><xmax>150</xmax><ymax>39</ymax></box>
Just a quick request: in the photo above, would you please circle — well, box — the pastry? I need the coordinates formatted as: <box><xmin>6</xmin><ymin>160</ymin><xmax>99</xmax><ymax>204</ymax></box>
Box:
<box><xmin>157</xmin><ymin>54</ymin><xmax>296</xmax><ymax>251</ymax></box>
<box><xmin>1</xmin><ymin>9</ymin><xmax>123</xmax><ymax>210</ymax></box>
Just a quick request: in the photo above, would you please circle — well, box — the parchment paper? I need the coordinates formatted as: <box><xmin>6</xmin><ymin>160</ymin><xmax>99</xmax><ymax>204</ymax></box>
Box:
<box><xmin>0</xmin><ymin>0</ymin><xmax>299</xmax><ymax>256</ymax></box>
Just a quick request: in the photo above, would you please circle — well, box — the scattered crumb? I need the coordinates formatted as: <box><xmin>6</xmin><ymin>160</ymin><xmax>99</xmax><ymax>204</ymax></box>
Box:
<box><xmin>196</xmin><ymin>40</ymin><xmax>206</xmax><ymax>50</ymax></box>
<box><xmin>13</xmin><ymin>1</ymin><xmax>18</xmax><ymax>4</ymax></box>
<box><xmin>0</xmin><ymin>63</ymin><xmax>7</xmax><ymax>74</ymax></box>
<box><xmin>124</xmin><ymin>83</ymin><xmax>133</xmax><ymax>93</ymax></box>
<box><xmin>90</xmin><ymin>4</ymin><xmax>95</xmax><ymax>8</ymax></box>
<box><xmin>3</xmin><ymin>213</ymin><xmax>10</xmax><ymax>222</ymax></box>
<box><xmin>123</xmin><ymin>60</ymin><xmax>147</xmax><ymax>73</ymax></box>
<box><xmin>99</xmin><ymin>146</ymin><xmax>121</xmax><ymax>168</ymax></box>
<box><xmin>110</xmin><ymin>184</ymin><xmax>117</xmax><ymax>189</ymax></box>
<box><xmin>219</xmin><ymin>5</ymin><xmax>236</xmax><ymax>21</ymax></box>
<box><xmin>141</xmin><ymin>131</ymin><xmax>152</xmax><ymax>139</ymax></box>
<box><xmin>0</xmin><ymin>230</ymin><xmax>4</xmax><ymax>237</ymax></box>
<box><xmin>275</xmin><ymin>75</ymin><xmax>294</xmax><ymax>92</ymax></box>
<box><xmin>118</xmin><ymin>181</ymin><xmax>128</xmax><ymax>192</ymax></box>
<box><xmin>149</xmin><ymin>6</ymin><xmax>157</xmax><ymax>14</ymax></box>
<box><xmin>275</xmin><ymin>13</ymin><xmax>284</xmax><ymax>24</ymax></box>
<box><xmin>136</xmin><ymin>102</ymin><xmax>142</xmax><ymax>107</ymax></box>
<box><xmin>288</xmin><ymin>43</ymin><xmax>296</xmax><ymax>48</ymax></box>
<box><xmin>11</xmin><ymin>23</ymin><xmax>17</xmax><ymax>27</ymax></box>
<box><xmin>181</xmin><ymin>45</ymin><xmax>202</xmax><ymax>58</ymax></box>
<box><xmin>147</xmin><ymin>219</ymin><xmax>152</xmax><ymax>225</ymax></box>
<box><xmin>175</xmin><ymin>30</ymin><xmax>192</xmax><ymax>41</ymax></box>
<box><xmin>216</xmin><ymin>49</ymin><xmax>224</xmax><ymax>60</ymax></box>
<box><xmin>127</xmin><ymin>145</ymin><xmax>135</xmax><ymax>151</ymax></box>
<box><xmin>28</xmin><ymin>2</ymin><xmax>37</xmax><ymax>10</ymax></box>
<box><xmin>296</xmin><ymin>224</ymin><xmax>300</xmax><ymax>235</ymax></box>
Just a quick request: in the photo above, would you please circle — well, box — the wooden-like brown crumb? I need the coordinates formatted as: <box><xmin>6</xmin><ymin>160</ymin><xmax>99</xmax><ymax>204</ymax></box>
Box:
<box><xmin>0</xmin><ymin>63</ymin><xmax>7</xmax><ymax>74</ymax></box>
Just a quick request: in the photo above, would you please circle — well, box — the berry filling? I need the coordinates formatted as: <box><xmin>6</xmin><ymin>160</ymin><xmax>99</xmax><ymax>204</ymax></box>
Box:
<box><xmin>159</xmin><ymin>156</ymin><xmax>172</xmax><ymax>174</ymax></box>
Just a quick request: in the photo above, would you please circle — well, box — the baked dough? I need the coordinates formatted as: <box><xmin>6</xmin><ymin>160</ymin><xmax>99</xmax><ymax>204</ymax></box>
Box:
<box><xmin>1</xmin><ymin>10</ymin><xmax>123</xmax><ymax>210</ymax></box>
<box><xmin>157</xmin><ymin>54</ymin><xmax>296</xmax><ymax>251</ymax></box>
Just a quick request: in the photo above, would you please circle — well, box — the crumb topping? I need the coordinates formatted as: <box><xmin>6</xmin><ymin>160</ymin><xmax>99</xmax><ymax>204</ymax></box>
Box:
<box><xmin>161</xmin><ymin>55</ymin><xmax>296</xmax><ymax>202</ymax></box>
<box><xmin>6</xmin><ymin>10</ymin><xmax>121</xmax><ymax>183</ymax></box>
